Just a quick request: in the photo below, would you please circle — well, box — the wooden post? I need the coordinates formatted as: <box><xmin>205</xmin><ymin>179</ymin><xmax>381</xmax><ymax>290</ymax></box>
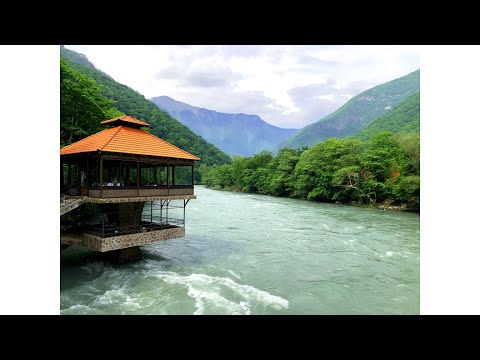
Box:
<box><xmin>167</xmin><ymin>163</ymin><xmax>170</xmax><ymax>196</ymax></box>
<box><xmin>137</xmin><ymin>159</ymin><xmax>140</xmax><ymax>196</ymax></box>
<box><xmin>172</xmin><ymin>165</ymin><xmax>175</xmax><ymax>187</ymax></box>
<box><xmin>99</xmin><ymin>156</ymin><xmax>103</xmax><ymax>197</ymax></box>
<box><xmin>191</xmin><ymin>165</ymin><xmax>194</xmax><ymax>186</ymax></box>
<box><xmin>67</xmin><ymin>162</ymin><xmax>72</xmax><ymax>187</ymax></box>
<box><xmin>60</xmin><ymin>160</ymin><xmax>64</xmax><ymax>189</ymax></box>
<box><xmin>86</xmin><ymin>157</ymin><xmax>90</xmax><ymax>186</ymax></box>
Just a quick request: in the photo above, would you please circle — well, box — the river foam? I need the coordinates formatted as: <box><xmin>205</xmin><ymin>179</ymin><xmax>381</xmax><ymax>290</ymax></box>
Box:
<box><xmin>155</xmin><ymin>271</ymin><xmax>289</xmax><ymax>315</ymax></box>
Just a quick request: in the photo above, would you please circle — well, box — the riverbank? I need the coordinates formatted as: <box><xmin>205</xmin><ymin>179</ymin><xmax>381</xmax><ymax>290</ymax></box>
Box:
<box><xmin>201</xmin><ymin>184</ymin><xmax>418</xmax><ymax>213</ymax></box>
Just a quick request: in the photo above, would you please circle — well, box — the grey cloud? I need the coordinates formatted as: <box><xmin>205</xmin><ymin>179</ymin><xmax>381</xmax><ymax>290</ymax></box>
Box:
<box><xmin>288</xmin><ymin>80</ymin><xmax>338</xmax><ymax>103</ymax></box>
<box><xmin>184</xmin><ymin>71</ymin><xmax>227</xmax><ymax>87</ymax></box>
<box><xmin>222</xmin><ymin>45</ymin><xmax>265</xmax><ymax>58</ymax></box>
<box><xmin>155</xmin><ymin>66</ymin><xmax>181</xmax><ymax>79</ymax></box>
<box><xmin>156</xmin><ymin>63</ymin><xmax>243</xmax><ymax>89</ymax></box>
<box><xmin>183</xmin><ymin>64</ymin><xmax>242</xmax><ymax>88</ymax></box>
<box><xmin>297</xmin><ymin>55</ymin><xmax>338</xmax><ymax>67</ymax></box>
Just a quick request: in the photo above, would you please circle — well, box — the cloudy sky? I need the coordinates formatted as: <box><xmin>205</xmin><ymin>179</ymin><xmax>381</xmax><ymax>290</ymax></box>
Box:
<box><xmin>64</xmin><ymin>45</ymin><xmax>420</xmax><ymax>129</ymax></box>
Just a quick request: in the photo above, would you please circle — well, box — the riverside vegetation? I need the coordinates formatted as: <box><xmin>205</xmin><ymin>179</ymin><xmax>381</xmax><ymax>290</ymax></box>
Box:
<box><xmin>199</xmin><ymin>132</ymin><xmax>420</xmax><ymax>211</ymax></box>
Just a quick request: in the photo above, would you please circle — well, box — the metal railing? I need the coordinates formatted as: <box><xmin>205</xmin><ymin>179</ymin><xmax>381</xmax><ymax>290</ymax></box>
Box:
<box><xmin>83</xmin><ymin>218</ymin><xmax>184</xmax><ymax>238</ymax></box>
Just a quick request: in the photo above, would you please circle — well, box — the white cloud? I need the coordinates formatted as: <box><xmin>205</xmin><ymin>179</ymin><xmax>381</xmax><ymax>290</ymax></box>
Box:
<box><xmin>64</xmin><ymin>45</ymin><xmax>420</xmax><ymax>129</ymax></box>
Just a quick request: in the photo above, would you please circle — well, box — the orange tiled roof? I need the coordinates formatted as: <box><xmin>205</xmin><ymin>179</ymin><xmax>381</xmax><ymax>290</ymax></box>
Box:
<box><xmin>101</xmin><ymin>115</ymin><xmax>150</xmax><ymax>127</ymax></box>
<box><xmin>60</xmin><ymin>126</ymin><xmax>200</xmax><ymax>160</ymax></box>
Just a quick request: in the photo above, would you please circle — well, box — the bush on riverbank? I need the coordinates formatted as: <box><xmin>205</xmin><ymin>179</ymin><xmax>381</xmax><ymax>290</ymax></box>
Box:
<box><xmin>199</xmin><ymin>132</ymin><xmax>420</xmax><ymax>212</ymax></box>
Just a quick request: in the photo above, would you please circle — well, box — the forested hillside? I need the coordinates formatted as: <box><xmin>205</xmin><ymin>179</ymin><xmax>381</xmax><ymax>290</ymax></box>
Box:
<box><xmin>351</xmin><ymin>92</ymin><xmax>420</xmax><ymax>141</ymax></box>
<box><xmin>281</xmin><ymin>70</ymin><xmax>420</xmax><ymax>149</ymax></box>
<box><xmin>60</xmin><ymin>50</ymin><xmax>231</xmax><ymax>167</ymax></box>
<box><xmin>60</xmin><ymin>58</ymin><xmax>123</xmax><ymax>146</ymax></box>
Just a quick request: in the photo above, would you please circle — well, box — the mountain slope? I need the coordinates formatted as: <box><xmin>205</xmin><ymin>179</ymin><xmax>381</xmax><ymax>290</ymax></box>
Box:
<box><xmin>351</xmin><ymin>92</ymin><xmax>420</xmax><ymax>141</ymax></box>
<box><xmin>281</xmin><ymin>69</ymin><xmax>420</xmax><ymax>149</ymax></box>
<box><xmin>60</xmin><ymin>49</ymin><xmax>231</xmax><ymax>167</ymax></box>
<box><xmin>151</xmin><ymin>96</ymin><xmax>297</xmax><ymax>157</ymax></box>
<box><xmin>61</xmin><ymin>45</ymin><xmax>103</xmax><ymax>72</ymax></box>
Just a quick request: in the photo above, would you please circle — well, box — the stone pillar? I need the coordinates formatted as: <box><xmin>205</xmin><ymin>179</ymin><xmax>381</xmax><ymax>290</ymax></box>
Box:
<box><xmin>118</xmin><ymin>202</ymin><xmax>145</xmax><ymax>227</ymax></box>
<box><xmin>104</xmin><ymin>246</ymin><xmax>143</xmax><ymax>263</ymax></box>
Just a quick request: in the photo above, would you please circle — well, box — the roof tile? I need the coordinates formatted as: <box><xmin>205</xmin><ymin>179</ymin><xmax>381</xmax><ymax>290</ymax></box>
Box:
<box><xmin>60</xmin><ymin>123</ymin><xmax>200</xmax><ymax>161</ymax></box>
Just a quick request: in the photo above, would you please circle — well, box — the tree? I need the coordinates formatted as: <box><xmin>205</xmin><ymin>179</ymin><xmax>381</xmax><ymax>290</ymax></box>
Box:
<box><xmin>60</xmin><ymin>58</ymin><xmax>122</xmax><ymax>146</ymax></box>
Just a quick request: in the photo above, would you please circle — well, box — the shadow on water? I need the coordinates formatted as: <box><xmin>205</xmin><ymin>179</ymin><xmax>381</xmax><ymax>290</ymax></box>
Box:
<box><xmin>60</xmin><ymin>231</ymin><xmax>242</xmax><ymax>292</ymax></box>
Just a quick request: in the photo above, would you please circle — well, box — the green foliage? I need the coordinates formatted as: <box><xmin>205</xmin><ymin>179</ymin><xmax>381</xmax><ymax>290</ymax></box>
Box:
<box><xmin>201</xmin><ymin>132</ymin><xmax>420</xmax><ymax>211</ymax></box>
<box><xmin>352</xmin><ymin>92</ymin><xmax>420</xmax><ymax>141</ymax></box>
<box><xmin>392</xmin><ymin>176</ymin><xmax>420</xmax><ymax>210</ymax></box>
<box><xmin>60</xmin><ymin>58</ymin><xmax>123</xmax><ymax>146</ymax></box>
<box><xmin>61</xmin><ymin>53</ymin><xmax>231</xmax><ymax>166</ymax></box>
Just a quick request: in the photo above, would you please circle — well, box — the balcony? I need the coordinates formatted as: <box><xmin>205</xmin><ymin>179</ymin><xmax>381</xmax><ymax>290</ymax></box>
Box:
<box><xmin>64</xmin><ymin>185</ymin><xmax>194</xmax><ymax>199</ymax></box>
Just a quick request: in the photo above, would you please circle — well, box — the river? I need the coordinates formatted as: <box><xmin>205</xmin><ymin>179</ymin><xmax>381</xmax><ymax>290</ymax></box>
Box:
<box><xmin>60</xmin><ymin>185</ymin><xmax>420</xmax><ymax>314</ymax></box>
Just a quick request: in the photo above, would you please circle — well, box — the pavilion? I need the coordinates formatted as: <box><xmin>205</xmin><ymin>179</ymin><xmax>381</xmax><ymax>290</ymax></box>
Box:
<box><xmin>60</xmin><ymin>115</ymin><xmax>200</xmax><ymax>258</ymax></box>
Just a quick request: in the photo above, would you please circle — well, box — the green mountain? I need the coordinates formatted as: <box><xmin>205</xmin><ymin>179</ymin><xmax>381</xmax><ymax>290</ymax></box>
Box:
<box><xmin>351</xmin><ymin>92</ymin><xmax>420</xmax><ymax>141</ymax></box>
<box><xmin>60</xmin><ymin>58</ymin><xmax>124</xmax><ymax>146</ymax></box>
<box><xmin>60</xmin><ymin>45</ymin><xmax>102</xmax><ymax>72</ymax></box>
<box><xmin>280</xmin><ymin>69</ymin><xmax>420</xmax><ymax>149</ymax></box>
<box><xmin>60</xmin><ymin>48</ymin><xmax>231</xmax><ymax>167</ymax></box>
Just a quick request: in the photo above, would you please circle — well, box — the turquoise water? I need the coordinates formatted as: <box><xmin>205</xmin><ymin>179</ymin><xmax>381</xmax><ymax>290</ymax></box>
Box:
<box><xmin>61</xmin><ymin>186</ymin><xmax>420</xmax><ymax>314</ymax></box>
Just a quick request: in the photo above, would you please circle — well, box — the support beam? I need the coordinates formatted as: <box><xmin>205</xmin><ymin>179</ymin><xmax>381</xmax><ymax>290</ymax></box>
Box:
<box><xmin>136</xmin><ymin>159</ymin><xmax>140</xmax><ymax>196</ymax></box>
<box><xmin>191</xmin><ymin>165</ymin><xmax>194</xmax><ymax>186</ymax></box>
<box><xmin>99</xmin><ymin>157</ymin><xmax>103</xmax><ymax>197</ymax></box>
<box><xmin>67</xmin><ymin>163</ymin><xmax>72</xmax><ymax>187</ymax></box>
<box><xmin>86</xmin><ymin>157</ymin><xmax>90</xmax><ymax>186</ymax></box>
<box><xmin>160</xmin><ymin>200</ymin><xmax>163</xmax><ymax>225</ymax></box>
<box><xmin>61</xmin><ymin>160</ymin><xmax>64</xmax><ymax>188</ymax></box>
<box><xmin>167</xmin><ymin>164</ymin><xmax>170</xmax><ymax>196</ymax></box>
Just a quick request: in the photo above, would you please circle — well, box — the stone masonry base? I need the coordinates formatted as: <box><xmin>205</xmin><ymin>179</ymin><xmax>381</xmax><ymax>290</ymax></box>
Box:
<box><xmin>81</xmin><ymin>226</ymin><xmax>185</xmax><ymax>252</ymax></box>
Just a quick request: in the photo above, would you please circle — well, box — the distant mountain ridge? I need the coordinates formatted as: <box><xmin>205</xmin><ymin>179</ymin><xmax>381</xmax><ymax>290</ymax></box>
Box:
<box><xmin>150</xmin><ymin>96</ymin><xmax>298</xmax><ymax>157</ymax></box>
<box><xmin>280</xmin><ymin>69</ymin><xmax>420</xmax><ymax>149</ymax></box>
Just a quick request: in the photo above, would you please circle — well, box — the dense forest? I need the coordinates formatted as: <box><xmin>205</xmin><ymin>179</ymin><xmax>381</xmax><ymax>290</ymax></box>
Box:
<box><xmin>351</xmin><ymin>92</ymin><xmax>420</xmax><ymax>141</ymax></box>
<box><xmin>60</xmin><ymin>58</ymin><xmax>123</xmax><ymax>146</ymax></box>
<box><xmin>200</xmin><ymin>132</ymin><xmax>420</xmax><ymax>211</ymax></box>
<box><xmin>60</xmin><ymin>52</ymin><xmax>232</xmax><ymax>172</ymax></box>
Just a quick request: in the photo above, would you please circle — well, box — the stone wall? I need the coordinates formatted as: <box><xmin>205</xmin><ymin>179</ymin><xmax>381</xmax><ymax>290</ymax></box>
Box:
<box><xmin>82</xmin><ymin>226</ymin><xmax>185</xmax><ymax>252</ymax></box>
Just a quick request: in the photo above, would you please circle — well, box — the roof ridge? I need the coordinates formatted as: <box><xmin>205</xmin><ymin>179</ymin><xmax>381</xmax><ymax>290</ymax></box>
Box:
<box><xmin>100</xmin><ymin>126</ymin><xmax>123</xmax><ymax>151</ymax></box>
<box><xmin>140</xmin><ymin>128</ymin><xmax>200</xmax><ymax>160</ymax></box>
